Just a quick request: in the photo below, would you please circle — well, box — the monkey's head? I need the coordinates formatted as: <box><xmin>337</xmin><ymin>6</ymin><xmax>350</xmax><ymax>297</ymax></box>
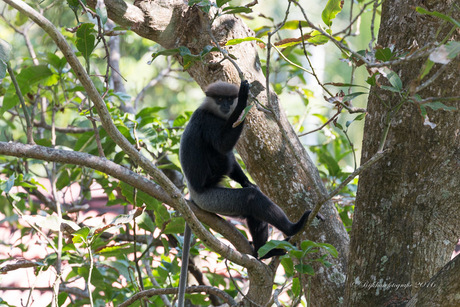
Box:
<box><xmin>202</xmin><ymin>81</ymin><xmax>239</xmax><ymax>119</ymax></box>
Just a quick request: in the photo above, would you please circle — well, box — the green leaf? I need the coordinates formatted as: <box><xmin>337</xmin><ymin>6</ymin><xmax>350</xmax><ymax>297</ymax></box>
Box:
<box><xmin>200</xmin><ymin>45</ymin><xmax>219</xmax><ymax>57</ymax></box>
<box><xmin>416</xmin><ymin>7</ymin><xmax>460</xmax><ymax>28</ymax></box>
<box><xmin>2</xmin><ymin>174</ymin><xmax>16</xmax><ymax>193</ymax></box>
<box><xmin>381</xmin><ymin>68</ymin><xmax>402</xmax><ymax>91</ymax></box>
<box><xmin>419</xmin><ymin>104</ymin><xmax>427</xmax><ymax>117</ymax></box>
<box><xmin>0</xmin><ymin>60</ymin><xmax>6</xmax><ymax>80</ymax></box>
<box><xmin>150</xmin><ymin>48</ymin><xmax>180</xmax><ymax>62</ymax></box>
<box><xmin>216</xmin><ymin>0</ymin><xmax>231</xmax><ymax>7</ymax></box>
<box><xmin>1</xmin><ymin>65</ymin><xmax>54</xmax><ymax>115</ymax></box>
<box><xmin>136</xmin><ymin>106</ymin><xmax>165</xmax><ymax>118</ymax></box>
<box><xmin>222</xmin><ymin>6</ymin><xmax>252</xmax><ymax>15</ymax></box>
<box><xmin>280</xmin><ymin>20</ymin><xmax>310</xmax><ymax>30</ymax></box>
<box><xmin>321</xmin><ymin>0</ymin><xmax>343</xmax><ymax>27</ymax></box>
<box><xmin>72</xmin><ymin>226</ymin><xmax>91</xmax><ymax>244</ymax></box>
<box><xmin>73</xmin><ymin>131</ymin><xmax>95</xmax><ymax>151</ymax></box>
<box><xmin>280</xmin><ymin>257</ymin><xmax>294</xmax><ymax>276</ymax></box>
<box><xmin>307</xmin><ymin>29</ymin><xmax>331</xmax><ymax>45</ymax></box>
<box><xmin>58</xmin><ymin>293</ymin><xmax>69</xmax><ymax>306</ymax></box>
<box><xmin>173</xmin><ymin>114</ymin><xmax>188</xmax><ymax>127</ymax></box>
<box><xmin>294</xmin><ymin>263</ymin><xmax>315</xmax><ymax>275</ymax></box>
<box><xmin>422</xmin><ymin>101</ymin><xmax>457</xmax><ymax>112</ymax></box>
<box><xmin>445</xmin><ymin>41</ymin><xmax>460</xmax><ymax>59</ymax></box>
<box><xmin>232</xmin><ymin>104</ymin><xmax>253</xmax><ymax>127</ymax></box>
<box><xmin>419</xmin><ymin>59</ymin><xmax>435</xmax><ymax>80</ymax></box>
<box><xmin>292</xmin><ymin>277</ymin><xmax>301</xmax><ymax>296</ymax></box>
<box><xmin>257</xmin><ymin>240</ymin><xmax>294</xmax><ymax>258</ymax></box>
<box><xmin>66</xmin><ymin>0</ymin><xmax>80</xmax><ymax>10</ymax></box>
<box><xmin>0</xmin><ymin>39</ymin><xmax>12</xmax><ymax>63</ymax></box>
<box><xmin>354</xmin><ymin>113</ymin><xmax>366</xmax><ymax>121</ymax></box>
<box><xmin>163</xmin><ymin>217</ymin><xmax>185</xmax><ymax>234</ymax></box>
<box><xmin>16</xmin><ymin>65</ymin><xmax>54</xmax><ymax>85</ymax></box>
<box><xmin>46</xmin><ymin>53</ymin><xmax>66</xmax><ymax>72</ymax></box>
<box><xmin>226</xmin><ymin>37</ymin><xmax>265</xmax><ymax>46</ymax></box>
<box><xmin>188</xmin><ymin>0</ymin><xmax>212</xmax><ymax>13</ymax></box>
<box><xmin>375</xmin><ymin>47</ymin><xmax>393</xmax><ymax>61</ymax></box>
<box><xmin>342</xmin><ymin>92</ymin><xmax>368</xmax><ymax>103</ymax></box>
<box><xmin>76</xmin><ymin>23</ymin><xmax>97</xmax><ymax>62</ymax></box>
<box><xmin>387</xmin><ymin>71</ymin><xmax>403</xmax><ymax>91</ymax></box>
<box><xmin>14</xmin><ymin>12</ymin><xmax>28</xmax><ymax>27</ymax></box>
<box><xmin>97</xmin><ymin>244</ymin><xmax>134</xmax><ymax>257</ymax></box>
<box><xmin>366</xmin><ymin>73</ymin><xmax>377</xmax><ymax>86</ymax></box>
<box><xmin>56</xmin><ymin>169</ymin><xmax>71</xmax><ymax>190</ymax></box>
<box><xmin>136</xmin><ymin>212</ymin><xmax>156</xmax><ymax>232</ymax></box>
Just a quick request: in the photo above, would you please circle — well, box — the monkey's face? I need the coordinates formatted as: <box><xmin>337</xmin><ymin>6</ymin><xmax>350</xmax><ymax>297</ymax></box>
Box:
<box><xmin>215</xmin><ymin>96</ymin><xmax>237</xmax><ymax>115</ymax></box>
<box><xmin>201</xmin><ymin>95</ymin><xmax>237</xmax><ymax>119</ymax></box>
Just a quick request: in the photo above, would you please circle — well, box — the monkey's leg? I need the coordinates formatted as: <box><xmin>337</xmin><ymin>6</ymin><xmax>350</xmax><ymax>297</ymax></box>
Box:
<box><xmin>247</xmin><ymin>216</ymin><xmax>287</xmax><ymax>259</ymax></box>
<box><xmin>190</xmin><ymin>186</ymin><xmax>308</xmax><ymax>237</ymax></box>
<box><xmin>246</xmin><ymin>216</ymin><xmax>268</xmax><ymax>256</ymax></box>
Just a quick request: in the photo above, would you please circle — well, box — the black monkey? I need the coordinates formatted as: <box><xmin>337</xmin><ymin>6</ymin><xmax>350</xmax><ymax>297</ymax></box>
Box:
<box><xmin>179</xmin><ymin>80</ymin><xmax>322</xmax><ymax>259</ymax></box>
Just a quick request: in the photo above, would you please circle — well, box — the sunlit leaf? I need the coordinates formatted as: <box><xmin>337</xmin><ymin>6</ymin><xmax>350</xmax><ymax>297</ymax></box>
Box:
<box><xmin>222</xmin><ymin>6</ymin><xmax>252</xmax><ymax>15</ymax></box>
<box><xmin>280</xmin><ymin>20</ymin><xmax>310</xmax><ymax>30</ymax></box>
<box><xmin>307</xmin><ymin>29</ymin><xmax>331</xmax><ymax>45</ymax></box>
<box><xmin>322</xmin><ymin>0</ymin><xmax>343</xmax><ymax>27</ymax></box>
<box><xmin>226</xmin><ymin>37</ymin><xmax>265</xmax><ymax>46</ymax></box>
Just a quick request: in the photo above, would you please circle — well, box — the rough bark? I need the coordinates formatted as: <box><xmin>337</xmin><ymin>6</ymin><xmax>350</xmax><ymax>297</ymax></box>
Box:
<box><xmin>345</xmin><ymin>1</ymin><xmax>460</xmax><ymax>306</ymax></box>
<box><xmin>406</xmin><ymin>254</ymin><xmax>460</xmax><ymax>307</ymax></box>
<box><xmin>85</xmin><ymin>0</ymin><xmax>349</xmax><ymax>305</ymax></box>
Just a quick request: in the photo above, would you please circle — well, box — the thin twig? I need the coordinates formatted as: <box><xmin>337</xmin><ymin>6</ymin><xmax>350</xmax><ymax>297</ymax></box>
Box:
<box><xmin>7</xmin><ymin>63</ymin><xmax>34</xmax><ymax>144</ymax></box>
<box><xmin>265</xmin><ymin>0</ymin><xmax>292</xmax><ymax>107</ymax></box>
<box><xmin>415</xmin><ymin>63</ymin><xmax>451</xmax><ymax>93</ymax></box>
<box><xmin>299</xmin><ymin>110</ymin><xmax>340</xmax><ymax>137</ymax></box>
<box><xmin>305</xmin><ymin>150</ymin><xmax>387</xmax><ymax>228</ymax></box>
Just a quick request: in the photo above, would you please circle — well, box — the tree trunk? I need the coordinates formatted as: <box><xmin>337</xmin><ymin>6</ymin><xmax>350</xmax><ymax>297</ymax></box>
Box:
<box><xmin>345</xmin><ymin>1</ymin><xmax>460</xmax><ymax>306</ymax></box>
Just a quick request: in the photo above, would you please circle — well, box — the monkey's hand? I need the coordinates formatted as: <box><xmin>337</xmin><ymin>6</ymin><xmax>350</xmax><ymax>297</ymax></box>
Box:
<box><xmin>238</xmin><ymin>80</ymin><xmax>250</xmax><ymax>106</ymax></box>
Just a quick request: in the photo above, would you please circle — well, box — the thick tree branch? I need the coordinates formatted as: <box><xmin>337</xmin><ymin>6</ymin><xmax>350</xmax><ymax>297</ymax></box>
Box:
<box><xmin>0</xmin><ymin>141</ymin><xmax>253</xmax><ymax>255</ymax></box>
<box><xmin>0</xmin><ymin>141</ymin><xmax>171</xmax><ymax>203</ymax></box>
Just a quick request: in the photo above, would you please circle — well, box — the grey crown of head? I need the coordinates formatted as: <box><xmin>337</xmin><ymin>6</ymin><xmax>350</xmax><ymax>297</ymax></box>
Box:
<box><xmin>205</xmin><ymin>81</ymin><xmax>238</xmax><ymax>97</ymax></box>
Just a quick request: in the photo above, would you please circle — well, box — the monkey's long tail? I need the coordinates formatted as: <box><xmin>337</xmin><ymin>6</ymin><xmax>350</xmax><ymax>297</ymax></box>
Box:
<box><xmin>178</xmin><ymin>223</ymin><xmax>192</xmax><ymax>307</ymax></box>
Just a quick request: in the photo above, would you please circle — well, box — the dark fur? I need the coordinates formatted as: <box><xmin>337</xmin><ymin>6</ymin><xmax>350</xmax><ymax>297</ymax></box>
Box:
<box><xmin>180</xmin><ymin>80</ymin><xmax>317</xmax><ymax>259</ymax></box>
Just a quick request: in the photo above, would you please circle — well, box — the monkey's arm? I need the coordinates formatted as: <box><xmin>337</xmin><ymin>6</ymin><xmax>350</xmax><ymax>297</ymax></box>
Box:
<box><xmin>228</xmin><ymin>153</ymin><xmax>257</xmax><ymax>188</ymax></box>
<box><xmin>224</xmin><ymin>80</ymin><xmax>249</xmax><ymax>131</ymax></box>
<box><xmin>206</xmin><ymin>81</ymin><xmax>250</xmax><ymax>154</ymax></box>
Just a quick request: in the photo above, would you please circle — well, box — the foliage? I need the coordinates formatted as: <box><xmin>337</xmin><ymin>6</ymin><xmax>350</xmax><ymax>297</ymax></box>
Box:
<box><xmin>0</xmin><ymin>0</ymin><xmax>458</xmax><ymax>306</ymax></box>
